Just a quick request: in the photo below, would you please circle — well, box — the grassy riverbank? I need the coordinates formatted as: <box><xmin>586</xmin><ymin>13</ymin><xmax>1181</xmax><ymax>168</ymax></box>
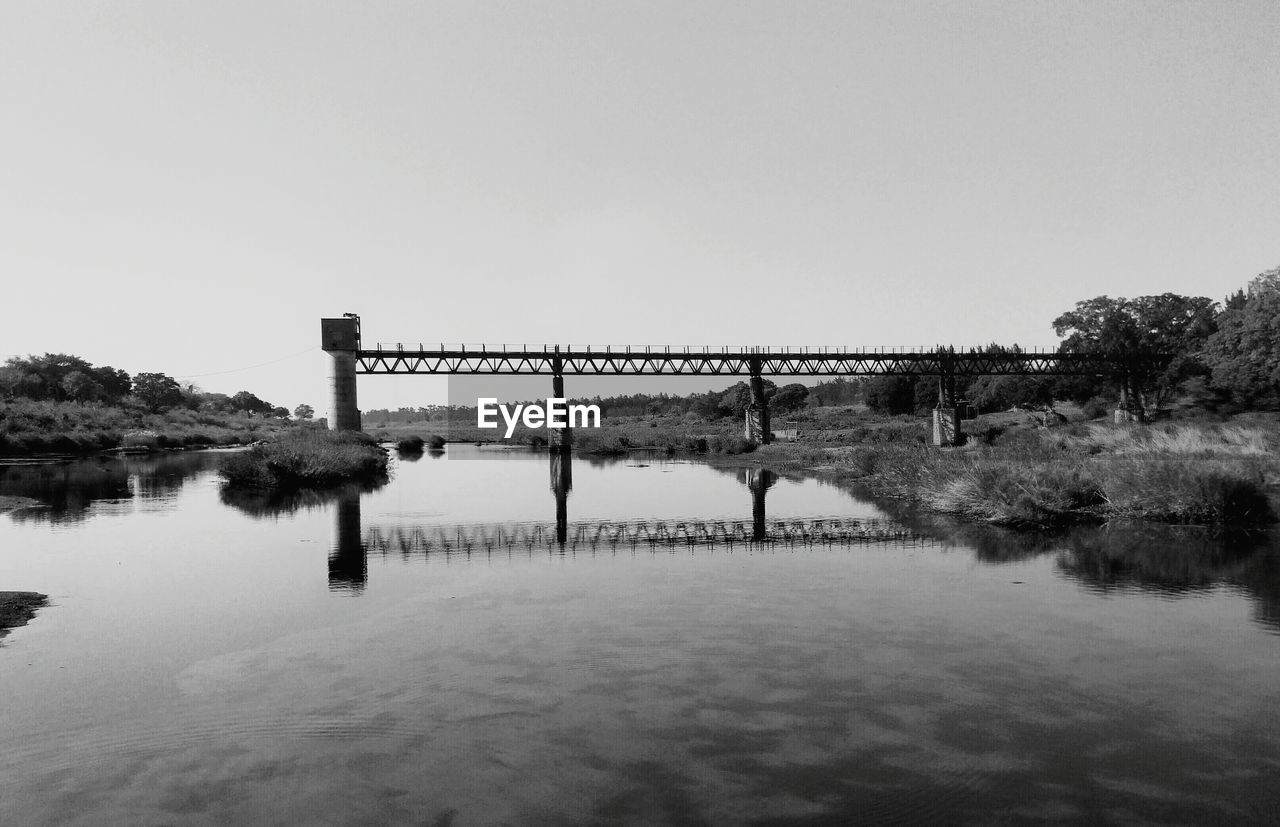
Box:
<box><xmin>301</xmin><ymin>404</ymin><xmax>1280</xmax><ymax>527</ymax></box>
<box><xmin>218</xmin><ymin>427</ymin><xmax>389</xmax><ymax>489</ymax></box>
<box><xmin>732</xmin><ymin>419</ymin><xmax>1280</xmax><ymax>527</ymax></box>
<box><xmin>0</xmin><ymin>399</ymin><xmax>284</xmax><ymax>456</ymax></box>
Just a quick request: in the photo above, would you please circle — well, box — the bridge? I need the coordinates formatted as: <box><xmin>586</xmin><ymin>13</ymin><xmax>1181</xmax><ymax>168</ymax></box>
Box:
<box><xmin>321</xmin><ymin>315</ymin><xmax>1168</xmax><ymax>446</ymax></box>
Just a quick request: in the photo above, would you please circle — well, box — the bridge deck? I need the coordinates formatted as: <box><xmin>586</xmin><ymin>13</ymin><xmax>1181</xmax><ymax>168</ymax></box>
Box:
<box><xmin>354</xmin><ymin>344</ymin><xmax>1165</xmax><ymax>376</ymax></box>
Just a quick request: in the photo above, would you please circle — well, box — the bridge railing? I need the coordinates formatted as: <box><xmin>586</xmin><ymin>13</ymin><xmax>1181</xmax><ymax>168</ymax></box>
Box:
<box><xmin>364</xmin><ymin>343</ymin><xmax>1069</xmax><ymax>355</ymax></box>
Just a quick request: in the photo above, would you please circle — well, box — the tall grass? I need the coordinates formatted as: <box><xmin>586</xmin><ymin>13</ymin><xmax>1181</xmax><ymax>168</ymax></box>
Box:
<box><xmin>218</xmin><ymin>428</ymin><xmax>389</xmax><ymax>488</ymax></box>
<box><xmin>0</xmin><ymin>398</ymin><xmax>278</xmax><ymax>455</ymax></box>
<box><xmin>760</xmin><ymin>421</ymin><xmax>1279</xmax><ymax>528</ymax></box>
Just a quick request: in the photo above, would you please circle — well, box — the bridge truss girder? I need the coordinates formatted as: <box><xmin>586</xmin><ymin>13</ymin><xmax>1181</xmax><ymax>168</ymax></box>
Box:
<box><xmin>353</xmin><ymin>347</ymin><xmax>1166</xmax><ymax>377</ymax></box>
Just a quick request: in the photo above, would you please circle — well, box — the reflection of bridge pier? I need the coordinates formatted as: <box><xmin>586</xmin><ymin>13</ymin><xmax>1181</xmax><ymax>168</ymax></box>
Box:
<box><xmin>330</xmin><ymin>486</ymin><xmax>367</xmax><ymax>591</ymax></box>
<box><xmin>743</xmin><ymin>468</ymin><xmax>777</xmax><ymax>541</ymax></box>
<box><xmin>550</xmin><ymin>447</ymin><xmax>573</xmax><ymax>547</ymax></box>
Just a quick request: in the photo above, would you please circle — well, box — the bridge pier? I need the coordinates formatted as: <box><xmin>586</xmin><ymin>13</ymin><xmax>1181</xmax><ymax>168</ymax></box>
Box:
<box><xmin>745</xmin><ymin>370</ymin><xmax>771</xmax><ymax>445</ymax></box>
<box><xmin>550</xmin><ymin>372</ymin><xmax>571</xmax><ymax>451</ymax></box>
<box><xmin>932</xmin><ymin>370</ymin><xmax>966</xmax><ymax>447</ymax></box>
<box><xmin>1114</xmin><ymin>382</ymin><xmax>1144</xmax><ymax>423</ymax></box>
<box><xmin>320</xmin><ymin>316</ymin><xmax>362</xmax><ymax>431</ymax></box>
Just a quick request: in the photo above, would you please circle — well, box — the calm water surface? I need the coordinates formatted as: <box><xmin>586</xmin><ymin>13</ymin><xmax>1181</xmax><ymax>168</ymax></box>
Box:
<box><xmin>1</xmin><ymin>446</ymin><xmax>1279</xmax><ymax>824</ymax></box>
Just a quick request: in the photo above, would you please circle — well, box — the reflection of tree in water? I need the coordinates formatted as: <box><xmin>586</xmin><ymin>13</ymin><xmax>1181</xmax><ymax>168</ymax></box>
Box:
<box><xmin>1058</xmin><ymin>526</ymin><xmax>1262</xmax><ymax>592</ymax></box>
<box><xmin>838</xmin><ymin>484</ymin><xmax>1280</xmax><ymax>633</ymax></box>
<box><xmin>1057</xmin><ymin>525</ymin><xmax>1280</xmax><ymax>632</ymax></box>
<box><xmin>0</xmin><ymin>460</ymin><xmax>129</xmax><ymax>524</ymax></box>
<box><xmin>125</xmin><ymin>452</ymin><xmax>222</xmax><ymax>500</ymax></box>
<box><xmin>0</xmin><ymin>452</ymin><xmax>221</xmax><ymax>525</ymax></box>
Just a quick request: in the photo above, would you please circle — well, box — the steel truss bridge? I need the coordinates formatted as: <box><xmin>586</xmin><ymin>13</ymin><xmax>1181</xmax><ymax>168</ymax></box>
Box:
<box><xmin>351</xmin><ymin>343</ymin><xmax>1169</xmax><ymax>377</ymax></box>
<box><xmin>360</xmin><ymin>517</ymin><xmax>936</xmax><ymax>553</ymax></box>
<box><xmin>321</xmin><ymin>316</ymin><xmax>1174</xmax><ymax>443</ymax></box>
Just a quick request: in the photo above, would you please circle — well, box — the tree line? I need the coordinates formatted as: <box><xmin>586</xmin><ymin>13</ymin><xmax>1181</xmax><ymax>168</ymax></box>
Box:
<box><xmin>0</xmin><ymin>354</ymin><xmax>313</xmax><ymax>420</ymax></box>
<box><xmin>855</xmin><ymin>267</ymin><xmax>1280</xmax><ymax>418</ymax></box>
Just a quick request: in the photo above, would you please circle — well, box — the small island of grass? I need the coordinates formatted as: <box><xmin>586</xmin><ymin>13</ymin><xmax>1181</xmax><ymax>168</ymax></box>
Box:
<box><xmin>218</xmin><ymin>427</ymin><xmax>389</xmax><ymax>489</ymax></box>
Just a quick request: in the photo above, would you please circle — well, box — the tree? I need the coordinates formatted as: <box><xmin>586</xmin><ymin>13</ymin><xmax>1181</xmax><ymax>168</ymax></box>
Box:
<box><xmin>199</xmin><ymin>392</ymin><xmax>236</xmax><ymax>413</ymax></box>
<box><xmin>294</xmin><ymin>403</ymin><xmax>315</xmax><ymax>420</ymax></box>
<box><xmin>91</xmin><ymin>366</ymin><xmax>131</xmax><ymax>403</ymax></box>
<box><xmin>61</xmin><ymin>371</ymin><xmax>103</xmax><ymax>402</ymax></box>
<box><xmin>270</xmin><ymin>406</ymin><xmax>291</xmax><ymax>419</ymax></box>
<box><xmin>864</xmin><ymin>376</ymin><xmax>918</xmax><ymax>415</ymax></box>
<box><xmin>1052</xmin><ymin>293</ymin><xmax>1218</xmax><ymax>418</ymax></box>
<box><xmin>718</xmin><ymin>383</ymin><xmax>753</xmax><ymax>418</ymax></box>
<box><xmin>962</xmin><ymin>344</ymin><xmax>1053</xmax><ymax>412</ymax></box>
<box><xmin>2</xmin><ymin>353</ymin><xmax>93</xmax><ymax>400</ymax></box>
<box><xmin>231</xmin><ymin>390</ymin><xmax>272</xmax><ymax>415</ymax></box>
<box><xmin>966</xmin><ymin>375</ymin><xmax>1053</xmax><ymax>412</ymax></box>
<box><xmin>1202</xmin><ymin>266</ymin><xmax>1280</xmax><ymax>410</ymax></box>
<box><xmin>771</xmin><ymin>383</ymin><xmax>810</xmax><ymax>414</ymax></box>
<box><xmin>132</xmin><ymin>372</ymin><xmax>184</xmax><ymax>412</ymax></box>
<box><xmin>808</xmin><ymin>377</ymin><xmax>860</xmax><ymax>407</ymax></box>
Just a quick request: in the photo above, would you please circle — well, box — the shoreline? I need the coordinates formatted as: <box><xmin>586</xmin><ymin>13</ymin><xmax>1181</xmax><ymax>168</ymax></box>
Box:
<box><xmin>695</xmin><ymin>435</ymin><xmax>1279</xmax><ymax>529</ymax></box>
<box><xmin>7</xmin><ymin>414</ymin><xmax>1278</xmax><ymax>529</ymax></box>
<box><xmin>0</xmin><ymin>592</ymin><xmax>48</xmax><ymax>640</ymax></box>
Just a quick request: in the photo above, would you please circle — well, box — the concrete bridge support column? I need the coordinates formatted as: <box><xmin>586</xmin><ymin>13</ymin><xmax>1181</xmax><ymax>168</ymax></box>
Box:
<box><xmin>321</xmin><ymin>317</ymin><xmax>361</xmax><ymax>432</ymax></box>
<box><xmin>932</xmin><ymin>372</ymin><xmax>965</xmax><ymax>447</ymax></box>
<box><xmin>550</xmin><ymin>372</ymin><xmax>571</xmax><ymax>450</ymax></box>
<box><xmin>745</xmin><ymin>372</ymin><xmax>771</xmax><ymax>445</ymax></box>
<box><xmin>932</xmin><ymin>407</ymin><xmax>963</xmax><ymax>447</ymax></box>
<box><xmin>1114</xmin><ymin>383</ymin><xmax>1142</xmax><ymax>424</ymax></box>
<box><xmin>329</xmin><ymin>354</ymin><xmax>361</xmax><ymax>431</ymax></box>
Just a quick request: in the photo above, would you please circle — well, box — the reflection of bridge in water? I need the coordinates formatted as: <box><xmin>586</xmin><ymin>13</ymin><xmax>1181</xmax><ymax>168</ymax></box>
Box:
<box><xmin>328</xmin><ymin>449</ymin><xmax>935</xmax><ymax>591</ymax></box>
<box><xmin>362</xmin><ymin>516</ymin><xmax>933</xmax><ymax>554</ymax></box>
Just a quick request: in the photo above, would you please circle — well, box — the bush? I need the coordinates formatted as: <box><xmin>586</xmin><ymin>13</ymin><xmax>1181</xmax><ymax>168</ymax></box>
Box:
<box><xmin>721</xmin><ymin>437</ymin><xmax>757</xmax><ymax>455</ymax></box>
<box><xmin>397</xmin><ymin>435</ymin><xmax>425</xmax><ymax>452</ymax></box>
<box><xmin>1081</xmin><ymin>396</ymin><xmax>1111</xmax><ymax>420</ymax></box>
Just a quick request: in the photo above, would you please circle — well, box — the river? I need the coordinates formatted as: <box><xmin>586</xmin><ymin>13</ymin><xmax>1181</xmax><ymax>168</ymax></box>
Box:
<box><xmin>1</xmin><ymin>446</ymin><xmax>1278</xmax><ymax>824</ymax></box>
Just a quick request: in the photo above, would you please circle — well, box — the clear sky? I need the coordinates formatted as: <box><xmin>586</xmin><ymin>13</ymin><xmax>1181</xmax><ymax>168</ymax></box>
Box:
<box><xmin>3</xmin><ymin>1</ymin><xmax>1277</xmax><ymax>417</ymax></box>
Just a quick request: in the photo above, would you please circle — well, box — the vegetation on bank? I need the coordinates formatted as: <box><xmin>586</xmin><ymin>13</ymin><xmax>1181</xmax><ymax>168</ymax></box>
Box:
<box><xmin>217</xmin><ymin>428</ymin><xmax>389</xmax><ymax>489</ymax></box>
<box><xmin>0</xmin><ymin>352</ymin><xmax>314</xmax><ymax>456</ymax></box>
<box><xmin>739</xmin><ymin>419</ymin><xmax>1279</xmax><ymax>528</ymax></box>
<box><xmin>0</xmin><ymin>398</ymin><xmax>287</xmax><ymax>455</ymax></box>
